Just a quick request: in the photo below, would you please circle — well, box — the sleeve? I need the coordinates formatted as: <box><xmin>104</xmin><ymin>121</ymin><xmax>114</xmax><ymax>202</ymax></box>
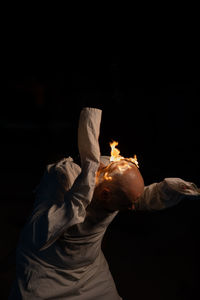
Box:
<box><xmin>136</xmin><ymin>177</ymin><xmax>200</xmax><ymax>211</ymax></box>
<box><xmin>23</xmin><ymin>108</ymin><xmax>102</xmax><ymax>251</ymax></box>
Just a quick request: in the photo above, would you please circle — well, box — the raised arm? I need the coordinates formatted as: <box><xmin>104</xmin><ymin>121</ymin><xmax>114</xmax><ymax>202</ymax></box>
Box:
<box><xmin>136</xmin><ymin>177</ymin><xmax>200</xmax><ymax>211</ymax></box>
<box><xmin>22</xmin><ymin>108</ymin><xmax>102</xmax><ymax>251</ymax></box>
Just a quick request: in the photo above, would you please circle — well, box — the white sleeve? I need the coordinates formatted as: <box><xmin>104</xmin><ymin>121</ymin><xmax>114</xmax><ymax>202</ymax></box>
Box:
<box><xmin>22</xmin><ymin>108</ymin><xmax>102</xmax><ymax>251</ymax></box>
<box><xmin>136</xmin><ymin>177</ymin><xmax>200</xmax><ymax>211</ymax></box>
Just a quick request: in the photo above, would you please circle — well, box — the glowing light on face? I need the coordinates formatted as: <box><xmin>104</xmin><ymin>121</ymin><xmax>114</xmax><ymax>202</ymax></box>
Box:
<box><xmin>118</xmin><ymin>162</ymin><xmax>132</xmax><ymax>173</ymax></box>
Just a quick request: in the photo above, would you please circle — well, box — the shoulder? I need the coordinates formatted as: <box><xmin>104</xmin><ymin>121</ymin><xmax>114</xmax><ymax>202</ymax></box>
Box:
<box><xmin>48</xmin><ymin>157</ymin><xmax>81</xmax><ymax>190</ymax></box>
<box><xmin>100</xmin><ymin>156</ymin><xmax>110</xmax><ymax>166</ymax></box>
<box><xmin>34</xmin><ymin>157</ymin><xmax>81</xmax><ymax>207</ymax></box>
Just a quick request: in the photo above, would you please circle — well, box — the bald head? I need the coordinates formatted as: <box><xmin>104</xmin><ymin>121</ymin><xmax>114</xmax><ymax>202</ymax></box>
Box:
<box><xmin>93</xmin><ymin>160</ymin><xmax>144</xmax><ymax>211</ymax></box>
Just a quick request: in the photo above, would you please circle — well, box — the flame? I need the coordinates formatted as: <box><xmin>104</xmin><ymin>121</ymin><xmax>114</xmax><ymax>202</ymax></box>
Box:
<box><xmin>109</xmin><ymin>141</ymin><xmax>139</xmax><ymax>168</ymax></box>
<box><xmin>96</xmin><ymin>141</ymin><xmax>139</xmax><ymax>185</ymax></box>
<box><xmin>110</xmin><ymin>141</ymin><xmax>123</xmax><ymax>162</ymax></box>
<box><xmin>103</xmin><ymin>172</ymin><xmax>112</xmax><ymax>181</ymax></box>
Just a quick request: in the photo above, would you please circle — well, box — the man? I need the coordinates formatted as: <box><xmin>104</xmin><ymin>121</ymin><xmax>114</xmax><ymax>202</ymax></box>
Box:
<box><xmin>9</xmin><ymin>107</ymin><xmax>200</xmax><ymax>300</ymax></box>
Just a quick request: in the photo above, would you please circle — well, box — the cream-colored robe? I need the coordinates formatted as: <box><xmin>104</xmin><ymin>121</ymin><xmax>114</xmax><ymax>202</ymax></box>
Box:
<box><xmin>9</xmin><ymin>108</ymin><xmax>200</xmax><ymax>300</ymax></box>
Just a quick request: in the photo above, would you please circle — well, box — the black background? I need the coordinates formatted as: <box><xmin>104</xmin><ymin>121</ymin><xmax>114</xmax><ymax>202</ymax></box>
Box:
<box><xmin>0</xmin><ymin>24</ymin><xmax>200</xmax><ymax>299</ymax></box>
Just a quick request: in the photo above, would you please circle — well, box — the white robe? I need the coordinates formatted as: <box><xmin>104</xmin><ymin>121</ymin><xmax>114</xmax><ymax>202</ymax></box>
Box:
<box><xmin>9</xmin><ymin>108</ymin><xmax>200</xmax><ymax>300</ymax></box>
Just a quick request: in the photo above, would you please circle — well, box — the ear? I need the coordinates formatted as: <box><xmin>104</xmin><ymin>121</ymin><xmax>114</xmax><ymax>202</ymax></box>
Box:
<box><xmin>101</xmin><ymin>187</ymin><xmax>111</xmax><ymax>201</ymax></box>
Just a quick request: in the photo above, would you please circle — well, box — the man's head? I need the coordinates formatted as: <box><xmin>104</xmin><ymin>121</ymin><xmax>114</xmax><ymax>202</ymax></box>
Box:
<box><xmin>93</xmin><ymin>159</ymin><xmax>144</xmax><ymax>211</ymax></box>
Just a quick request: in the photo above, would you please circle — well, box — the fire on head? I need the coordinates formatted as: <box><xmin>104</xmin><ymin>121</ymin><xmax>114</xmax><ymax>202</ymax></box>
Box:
<box><xmin>93</xmin><ymin>142</ymin><xmax>144</xmax><ymax>211</ymax></box>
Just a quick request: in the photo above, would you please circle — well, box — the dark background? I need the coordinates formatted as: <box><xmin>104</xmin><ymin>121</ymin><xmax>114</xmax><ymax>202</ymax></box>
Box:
<box><xmin>0</xmin><ymin>37</ymin><xmax>200</xmax><ymax>300</ymax></box>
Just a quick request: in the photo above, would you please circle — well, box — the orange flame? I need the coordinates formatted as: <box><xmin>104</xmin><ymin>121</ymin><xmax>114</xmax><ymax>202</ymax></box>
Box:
<box><xmin>103</xmin><ymin>171</ymin><xmax>112</xmax><ymax>181</ymax></box>
<box><xmin>96</xmin><ymin>141</ymin><xmax>139</xmax><ymax>185</ymax></box>
<box><xmin>109</xmin><ymin>141</ymin><xmax>139</xmax><ymax>168</ymax></box>
<box><xmin>110</xmin><ymin>141</ymin><xmax>123</xmax><ymax>162</ymax></box>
